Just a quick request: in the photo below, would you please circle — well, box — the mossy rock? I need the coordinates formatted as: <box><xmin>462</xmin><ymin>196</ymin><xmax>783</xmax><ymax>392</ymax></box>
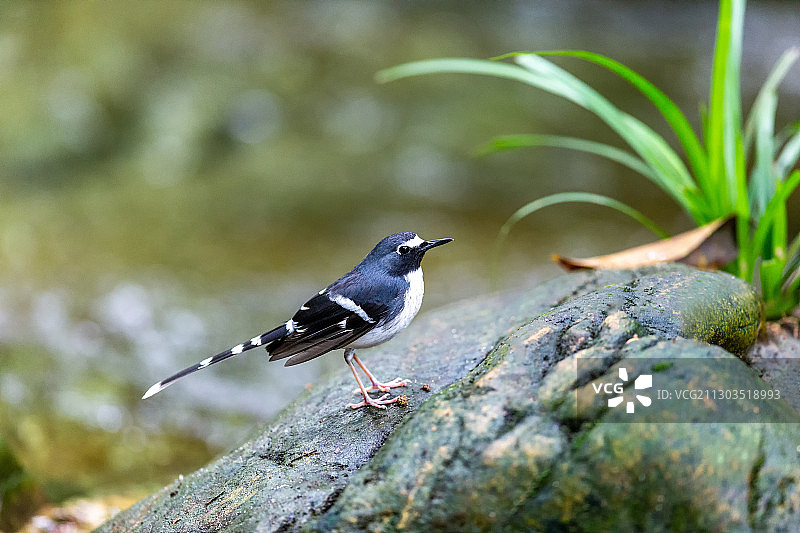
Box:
<box><xmin>101</xmin><ymin>265</ymin><xmax>799</xmax><ymax>532</ymax></box>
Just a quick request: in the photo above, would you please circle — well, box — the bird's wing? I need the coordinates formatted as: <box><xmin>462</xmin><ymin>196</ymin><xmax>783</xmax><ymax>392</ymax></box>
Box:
<box><xmin>266</xmin><ymin>291</ymin><xmax>389</xmax><ymax>366</ymax></box>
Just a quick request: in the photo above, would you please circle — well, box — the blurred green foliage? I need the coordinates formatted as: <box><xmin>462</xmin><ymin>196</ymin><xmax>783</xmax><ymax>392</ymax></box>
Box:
<box><xmin>0</xmin><ymin>435</ymin><xmax>44</xmax><ymax>531</ymax></box>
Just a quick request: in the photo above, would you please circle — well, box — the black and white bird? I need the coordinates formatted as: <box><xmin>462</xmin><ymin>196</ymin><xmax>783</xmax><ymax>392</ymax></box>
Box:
<box><xmin>142</xmin><ymin>232</ymin><xmax>452</xmax><ymax>409</ymax></box>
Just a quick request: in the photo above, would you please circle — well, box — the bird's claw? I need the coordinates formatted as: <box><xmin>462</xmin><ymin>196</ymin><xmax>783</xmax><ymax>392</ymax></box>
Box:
<box><xmin>380</xmin><ymin>377</ymin><xmax>409</xmax><ymax>390</ymax></box>
<box><xmin>347</xmin><ymin>393</ymin><xmax>397</xmax><ymax>410</ymax></box>
<box><xmin>351</xmin><ymin>377</ymin><xmax>408</xmax><ymax>395</ymax></box>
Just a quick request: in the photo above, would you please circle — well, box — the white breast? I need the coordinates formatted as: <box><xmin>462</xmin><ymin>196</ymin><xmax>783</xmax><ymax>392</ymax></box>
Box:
<box><xmin>349</xmin><ymin>267</ymin><xmax>424</xmax><ymax>349</ymax></box>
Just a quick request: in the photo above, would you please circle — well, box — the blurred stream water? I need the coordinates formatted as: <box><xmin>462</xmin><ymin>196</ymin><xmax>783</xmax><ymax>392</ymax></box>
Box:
<box><xmin>0</xmin><ymin>1</ymin><xmax>798</xmax><ymax>500</ymax></box>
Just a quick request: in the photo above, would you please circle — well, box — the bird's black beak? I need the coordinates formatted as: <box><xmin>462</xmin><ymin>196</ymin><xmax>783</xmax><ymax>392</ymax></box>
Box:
<box><xmin>421</xmin><ymin>237</ymin><xmax>453</xmax><ymax>251</ymax></box>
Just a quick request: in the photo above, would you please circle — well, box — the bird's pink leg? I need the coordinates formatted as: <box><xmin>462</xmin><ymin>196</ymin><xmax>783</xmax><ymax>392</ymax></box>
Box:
<box><xmin>346</xmin><ymin>357</ymin><xmax>399</xmax><ymax>409</ymax></box>
<box><xmin>352</xmin><ymin>354</ymin><xmax>408</xmax><ymax>393</ymax></box>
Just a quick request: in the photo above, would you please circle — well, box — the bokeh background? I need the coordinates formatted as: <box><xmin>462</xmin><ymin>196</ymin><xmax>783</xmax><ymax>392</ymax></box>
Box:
<box><xmin>1</xmin><ymin>1</ymin><xmax>798</xmax><ymax>504</ymax></box>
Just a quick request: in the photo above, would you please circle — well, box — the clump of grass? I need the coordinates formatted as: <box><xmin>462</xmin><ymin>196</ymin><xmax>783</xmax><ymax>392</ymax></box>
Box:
<box><xmin>377</xmin><ymin>0</ymin><xmax>800</xmax><ymax>318</ymax></box>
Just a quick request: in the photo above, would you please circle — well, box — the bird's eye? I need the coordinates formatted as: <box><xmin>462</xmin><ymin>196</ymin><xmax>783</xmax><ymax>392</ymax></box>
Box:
<box><xmin>397</xmin><ymin>245</ymin><xmax>411</xmax><ymax>255</ymax></box>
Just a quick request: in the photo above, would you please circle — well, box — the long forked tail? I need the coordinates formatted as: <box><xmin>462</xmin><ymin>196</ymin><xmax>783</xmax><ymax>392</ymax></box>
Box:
<box><xmin>142</xmin><ymin>323</ymin><xmax>289</xmax><ymax>399</ymax></box>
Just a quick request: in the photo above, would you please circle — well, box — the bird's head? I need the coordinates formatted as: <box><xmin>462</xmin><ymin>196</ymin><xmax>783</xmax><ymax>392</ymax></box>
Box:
<box><xmin>362</xmin><ymin>232</ymin><xmax>452</xmax><ymax>276</ymax></box>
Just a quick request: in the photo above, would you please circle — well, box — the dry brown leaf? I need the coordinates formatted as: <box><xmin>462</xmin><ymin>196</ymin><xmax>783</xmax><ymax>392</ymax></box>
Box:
<box><xmin>554</xmin><ymin>218</ymin><xmax>735</xmax><ymax>271</ymax></box>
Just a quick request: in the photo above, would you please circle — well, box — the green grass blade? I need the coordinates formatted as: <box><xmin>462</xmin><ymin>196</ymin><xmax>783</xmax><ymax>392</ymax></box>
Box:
<box><xmin>785</xmin><ymin>269</ymin><xmax>800</xmax><ymax>295</ymax></box>
<box><xmin>775</xmin><ymin>120</ymin><xmax>800</xmax><ymax>148</ymax></box>
<box><xmin>492</xmin><ymin>192</ymin><xmax>669</xmax><ymax>278</ymax></box>
<box><xmin>747</xmin><ymin>108</ymin><xmax>776</xmax><ymax>220</ymax></box>
<box><xmin>532</xmin><ymin>50</ymin><xmax>709</xmax><ymax>185</ymax></box>
<box><xmin>377</xmin><ymin>56</ymin><xmax>700</xmax><ymax>220</ymax></box>
<box><xmin>744</xmin><ymin>48</ymin><xmax>799</xmax><ymax>219</ymax></box>
<box><xmin>512</xmin><ymin>55</ymin><xmax>696</xmax><ymax>185</ymax></box>
<box><xmin>378</xmin><ymin>57</ymin><xmax>533</xmax><ymax>84</ymax></box>
<box><xmin>781</xmin><ymin>231</ymin><xmax>800</xmax><ymax>296</ymax></box>
<box><xmin>505</xmin><ymin>192</ymin><xmax>669</xmax><ymax>238</ymax></box>
<box><xmin>743</xmin><ymin>48</ymin><xmax>799</xmax><ymax>156</ymax></box>
<box><xmin>707</xmin><ymin>0</ymin><xmax>745</xmax><ymax>215</ymax></box>
<box><xmin>752</xmin><ymin>170</ymin><xmax>800</xmax><ymax>270</ymax></box>
<box><xmin>772</xmin><ymin>204</ymin><xmax>788</xmax><ymax>260</ymax></box>
<box><xmin>734</xmin><ymin>129</ymin><xmax>751</xmax><ymax>279</ymax></box>
<box><xmin>760</xmin><ymin>258</ymin><xmax>785</xmax><ymax>305</ymax></box>
<box><xmin>775</xmin><ymin>125</ymin><xmax>800</xmax><ymax>179</ymax></box>
<box><xmin>475</xmin><ymin>134</ymin><xmax>656</xmax><ymax>178</ymax></box>
<box><xmin>709</xmin><ymin>0</ymin><xmax>749</xmax><ymax>277</ymax></box>
<box><xmin>786</xmin><ymin>231</ymin><xmax>800</xmax><ymax>272</ymax></box>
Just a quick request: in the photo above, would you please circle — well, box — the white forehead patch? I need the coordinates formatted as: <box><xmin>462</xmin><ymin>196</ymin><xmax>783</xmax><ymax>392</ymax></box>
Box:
<box><xmin>400</xmin><ymin>235</ymin><xmax>425</xmax><ymax>248</ymax></box>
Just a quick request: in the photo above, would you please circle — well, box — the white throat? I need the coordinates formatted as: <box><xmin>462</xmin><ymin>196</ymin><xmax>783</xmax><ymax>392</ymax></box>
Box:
<box><xmin>403</xmin><ymin>267</ymin><xmax>424</xmax><ymax>318</ymax></box>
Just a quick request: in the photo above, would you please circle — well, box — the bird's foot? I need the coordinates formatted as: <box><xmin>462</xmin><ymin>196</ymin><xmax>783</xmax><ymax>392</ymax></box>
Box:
<box><xmin>352</xmin><ymin>377</ymin><xmax>408</xmax><ymax>395</ymax></box>
<box><xmin>347</xmin><ymin>392</ymin><xmax>399</xmax><ymax>410</ymax></box>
